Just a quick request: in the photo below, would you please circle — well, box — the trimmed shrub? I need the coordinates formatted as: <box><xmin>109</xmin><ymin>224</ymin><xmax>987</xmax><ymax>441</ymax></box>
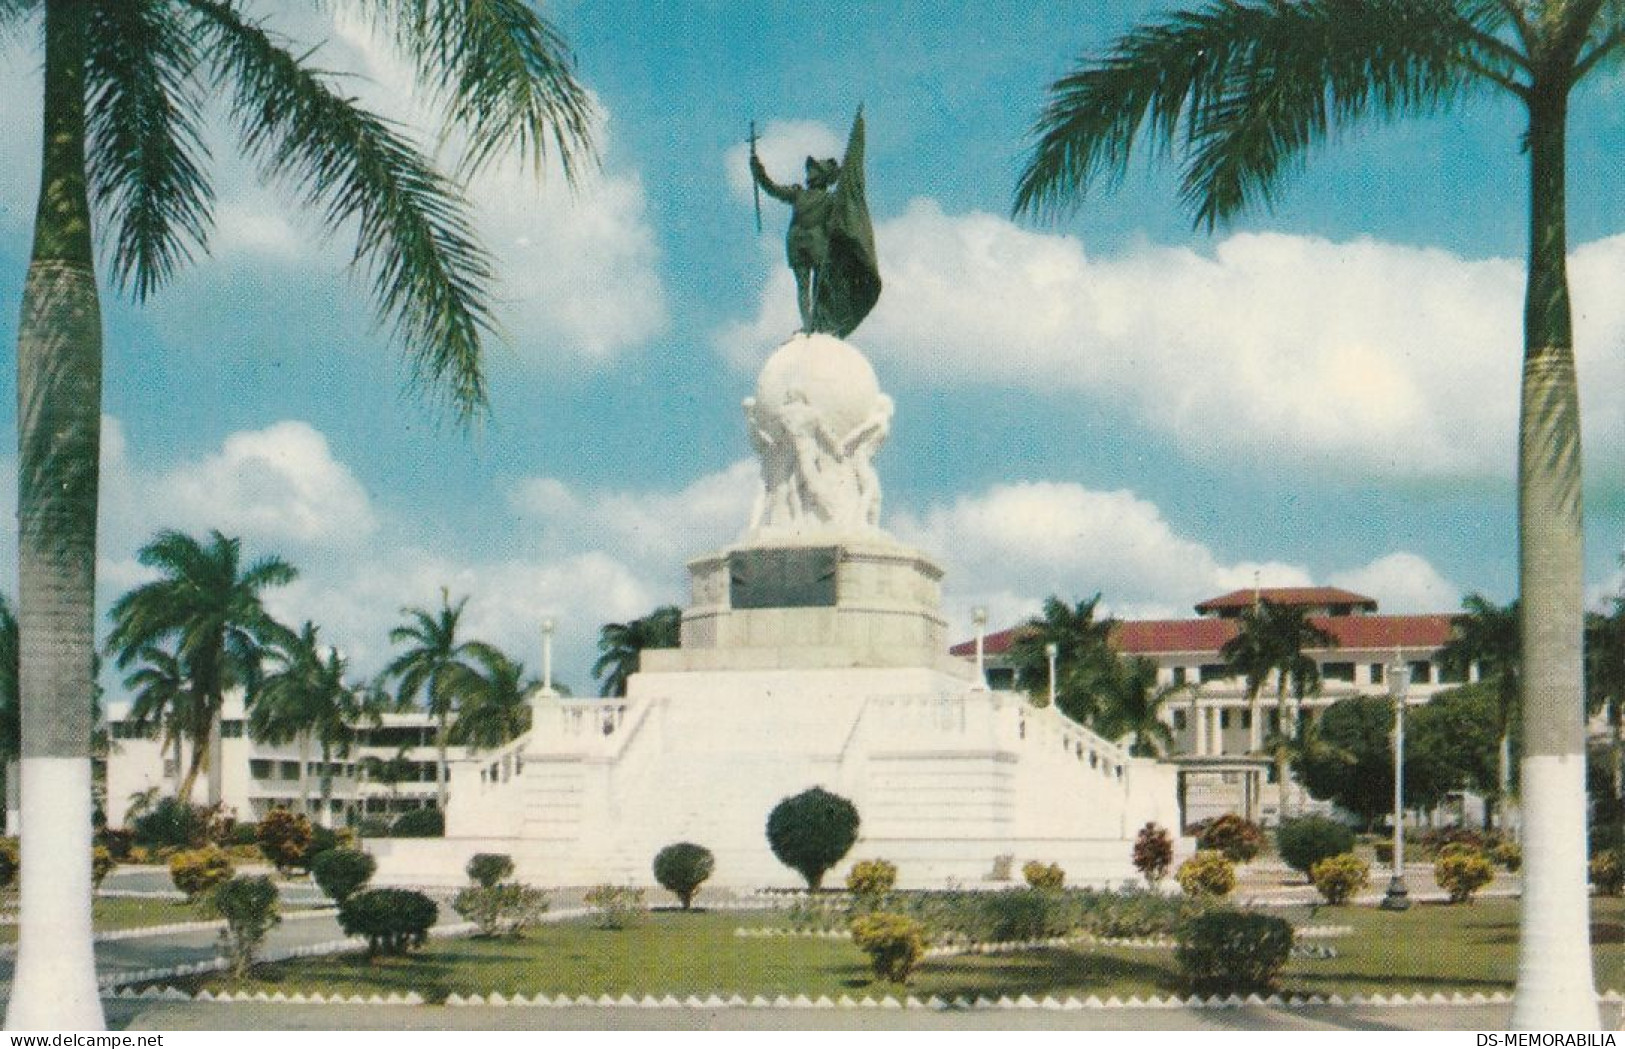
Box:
<box><xmin>256</xmin><ymin>809</ymin><xmax>314</xmax><ymax>874</ymax></box>
<box><xmin>209</xmin><ymin>875</ymin><xmax>280</xmax><ymax>978</ymax></box>
<box><xmin>849</xmin><ymin>912</ymin><xmax>927</xmax><ymax>984</ymax></box>
<box><xmin>169</xmin><ymin>846</ymin><xmax>233</xmax><ymax>902</ymax></box>
<box><xmin>92</xmin><ymin>845</ymin><xmax>116</xmax><ymax>889</ymax></box>
<box><xmin>0</xmin><ymin>837</ymin><xmax>17</xmax><ymax>889</ymax></box>
<box><xmin>466</xmin><ymin>853</ymin><xmax>515</xmax><ymax>889</ymax></box>
<box><xmin>765</xmin><ymin>787</ymin><xmax>860</xmax><ymax>890</ymax></box>
<box><xmin>979</xmin><ymin>888</ymin><xmax>1060</xmax><ymax>943</ymax></box>
<box><xmin>1133</xmin><ymin>823</ymin><xmax>1174</xmax><ymax>888</ymax></box>
<box><xmin>1175</xmin><ymin>910</ymin><xmax>1294</xmax><ymax>994</ymax></box>
<box><xmin>310</xmin><ymin>848</ymin><xmax>376</xmax><ymax>904</ymax></box>
<box><xmin>225</xmin><ymin>822</ymin><xmax>259</xmax><ymax>848</ymax></box>
<box><xmin>1175</xmin><ymin>850</ymin><xmax>1235</xmax><ymax>899</ymax></box>
<box><xmin>305</xmin><ymin>824</ymin><xmax>341</xmax><ymax>865</ymax></box>
<box><xmin>1022</xmin><ymin>861</ymin><xmax>1065</xmax><ymax>891</ymax></box>
<box><xmin>453</xmin><ymin>883</ymin><xmax>550</xmax><ymax>937</ymax></box>
<box><xmin>1420</xmin><ymin>826</ymin><xmax>1492</xmax><ymax>858</ymax></box>
<box><xmin>1591</xmin><ymin>850</ymin><xmax>1625</xmax><ymax>896</ymax></box>
<box><xmin>1308</xmin><ymin>852</ymin><xmax>1369</xmax><ymax>906</ymax></box>
<box><xmin>390</xmin><ymin>809</ymin><xmax>444</xmax><ymax>838</ymax></box>
<box><xmin>583</xmin><ymin>884</ymin><xmax>646</xmax><ymax>930</ymax></box>
<box><xmin>1435</xmin><ymin>844</ymin><xmax>1496</xmax><ymax>903</ymax></box>
<box><xmin>338</xmin><ymin>888</ymin><xmax>438</xmax><ymax>957</ymax></box>
<box><xmin>1492</xmin><ymin>841</ymin><xmax>1523</xmax><ymax>872</ymax></box>
<box><xmin>846</xmin><ymin>858</ymin><xmax>898</xmax><ymax>900</ymax></box>
<box><xmin>1195</xmin><ymin>813</ymin><xmax>1266</xmax><ymax>864</ymax></box>
<box><xmin>1276</xmin><ymin>816</ymin><xmax>1357</xmax><ymax>875</ymax></box>
<box><xmin>132</xmin><ymin>797</ymin><xmax>208</xmax><ymax>849</ymax></box>
<box><xmin>653</xmin><ymin>843</ymin><xmax>715</xmax><ymax>910</ymax></box>
<box><xmin>357</xmin><ymin>817</ymin><xmax>391</xmax><ymax>838</ymax></box>
<box><xmin>97</xmin><ymin>827</ymin><xmax>135</xmax><ymax>861</ymax></box>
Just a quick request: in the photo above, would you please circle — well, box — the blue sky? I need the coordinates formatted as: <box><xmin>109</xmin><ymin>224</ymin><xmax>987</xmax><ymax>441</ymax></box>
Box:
<box><xmin>2</xmin><ymin>2</ymin><xmax>1624</xmax><ymax>697</ymax></box>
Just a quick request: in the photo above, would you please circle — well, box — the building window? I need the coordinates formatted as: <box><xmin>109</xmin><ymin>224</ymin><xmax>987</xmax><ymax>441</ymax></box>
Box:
<box><xmin>1240</xmin><ymin>710</ymin><xmax>1252</xmax><ymax>730</ymax></box>
<box><xmin>219</xmin><ymin>720</ymin><xmax>244</xmax><ymax>739</ymax></box>
<box><xmin>1219</xmin><ymin>710</ymin><xmax>1231</xmax><ymax>730</ymax></box>
<box><xmin>1438</xmin><ymin>660</ymin><xmax>1468</xmax><ymax>685</ymax></box>
<box><xmin>250</xmin><ymin>759</ymin><xmax>273</xmax><ymax>780</ymax></box>
<box><xmin>1173</xmin><ymin>710</ymin><xmax>1187</xmax><ymax>731</ymax></box>
<box><xmin>1199</xmin><ymin>664</ymin><xmax>1228</xmax><ymax>683</ymax></box>
<box><xmin>1321</xmin><ymin>662</ymin><xmax>1356</xmax><ymax>683</ymax></box>
<box><xmin>280</xmin><ymin>760</ymin><xmax>300</xmax><ymax>781</ymax></box>
<box><xmin>1267</xmin><ymin>710</ymin><xmax>1279</xmax><ymax>733</ymax></box>
<box><xmin>1409</xmin><ymin>661</ymin><xmax>1433</xmax><ymax>685</ymax></box>
<box><xmin>1172</xmin><ymin>666</ymin><xmax>1188</xmax><ymax>686</ymax></box>
<box><xmin>1370</xmin><ymin>663</ymin><xmax>1385</xmax><ymax>685</ymax></box>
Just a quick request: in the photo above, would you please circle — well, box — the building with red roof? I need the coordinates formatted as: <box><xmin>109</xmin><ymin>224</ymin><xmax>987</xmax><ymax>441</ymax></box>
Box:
<box><xmin>952</xmin><ymin>587</ymin><xmax>1473</xmax><ymax>826</ymax></box>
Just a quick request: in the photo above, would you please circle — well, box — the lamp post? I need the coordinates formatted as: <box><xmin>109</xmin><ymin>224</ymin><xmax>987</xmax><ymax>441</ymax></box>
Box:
<box><xmin>539</xmin><ymin>618</ymin><xmax>558</xmax><ymax>697</ymax></box>
<box><xmin>972</xmin><ymin>607</ymin><xmax>988</xmax><ymax>690</ymax></box>
<box><xmin>1381</xmin><ymin>656</ymin><xmax>1412</xmax><ymax>911</ymax></box>
<box><xmin>1045</xmin><ymin>642</ymin><xmax>1058</xmax><ymax>708</ymax></box>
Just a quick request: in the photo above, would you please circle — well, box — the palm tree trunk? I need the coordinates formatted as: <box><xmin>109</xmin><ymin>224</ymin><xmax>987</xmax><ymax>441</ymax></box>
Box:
<box><xmin>176</xmin><ymin>713</ymin><xmax>211</xmax><ymax>806</ymax></box>
<box><xmin>319</xmin><ymin>742</ymin><xmax>333</xmax><ymax>829</ymax></box>
<box><xmin>1510</xmin><ymin>85</ymin><xmax>1598</xmax><ymax>1030</ymax></box>
<box><xmin>436</xmin><ymin>714</ymin><xmax>449</xmax><ymax>812</ymax></box>
<box><xmin>1275</xmin><ymin>680</ymin><xmax>1290</xmax><ymax>820</ymax></box>
<box><xmin>8</xmin><ymin>0</ymin><xmax>105</xmax><ymax>1029</ymax></box>
<box><xmin>298</xmin><ymin>732</ymin><xmax>311</xmax><ymax>817</ymax></box>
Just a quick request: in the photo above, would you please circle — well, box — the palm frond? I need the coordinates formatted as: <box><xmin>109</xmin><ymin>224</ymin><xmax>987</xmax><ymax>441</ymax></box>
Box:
<box><xmin>0</xmin><ymin>0</ymin><xmax>38</xmax><ymax>45</ymax></box>
<box><xmin>179</xmin><ymin>0</ymin><xmax>495</xmax><ymax>420</ymax></box>
<box><xmin>1014</xmin><ymin>0</ymin><xmax>1507</xmax><ymax>228</ymax></box>
<box><xmin>338</xmin><ymin>0</ymin><xmax>597</xmax><ymax>179</ymax></box>
<box><xmin>84</xmin><ymin>0</ymin><xmax>213</xmax><ymax>301</ymax></box>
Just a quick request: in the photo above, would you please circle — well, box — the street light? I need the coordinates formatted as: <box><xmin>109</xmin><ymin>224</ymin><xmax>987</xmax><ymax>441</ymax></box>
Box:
<box><xmin>1381</xmin><ymin>656</ymin><xmax>1412</xmax><ymax>911</ymax></box>
<box><xmin>972</xmin><ymin>607</ymin><xmax>988</xmax><ymax>690</ymax></box>
<box><xmin>539</xmin><ymin>617</ymin><xmax>558</xmax><ymax>697</ymax></box>
<box><xmin>1045</xmin><ymin>642</ymin><xmax>1058</xmax><ymax>708</ymax></box>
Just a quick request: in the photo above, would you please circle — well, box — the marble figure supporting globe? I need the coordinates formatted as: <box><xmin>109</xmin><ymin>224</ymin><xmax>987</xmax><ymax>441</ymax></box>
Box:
<box><xmin>744</xmin><ymin>333</ymin><xmax>893</xmax><ymax>538</ymax></box>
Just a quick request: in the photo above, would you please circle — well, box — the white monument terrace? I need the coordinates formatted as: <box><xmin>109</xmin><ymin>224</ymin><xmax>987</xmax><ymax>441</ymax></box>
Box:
<box><xmin>369</xmin><ymin>330</ymin><xmax>1181</xmax><ymax>889</ymax></box>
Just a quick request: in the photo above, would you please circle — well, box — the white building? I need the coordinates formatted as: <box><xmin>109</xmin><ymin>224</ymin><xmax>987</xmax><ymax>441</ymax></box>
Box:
<box><xmin>956</xmin><ymin>586</ymin><xmax>1466</xmax><ymax>827</ymax></box>
<box><xmin>105</xmin><ymin>692</ymin><xmax>466</xmax><ymax>828</ymax></box>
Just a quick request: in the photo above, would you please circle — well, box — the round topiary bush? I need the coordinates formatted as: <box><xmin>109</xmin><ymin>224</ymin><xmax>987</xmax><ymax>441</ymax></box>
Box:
<box><xmin>1133</xmin><ymin>823</ymin><xmax>1174</xmax><ymax>888</ymax></box>
<box><xmin>849</xmin><ymin>912</ymin><xmax>927</xmax><ymax>984</ymax></box>
<box><xmin>766</xmin><ymin>787</ymin><xmax>860</xmax><ymax>890</ymax></box>
<box><xmin>1175</xmin><ymin>910</ymin><xmax>1294</xmax><ymax>994</ymax></box>
<box><xmin>210</xmin><ymin>874</ymin><xmax>281</xmax><ymax>977</ymax></box>
<box><xmin>1022</xmin><ymin>860</ymin><xmax>1065</xmax><ymax>890</ymax></box>
<box><xmin>169</xmin><ymin>846</ymin><xmax>234</xmax><ymax>902</ymax></box>
<box><xmin>1194</xmin><ymin>813</ymin><xmax>1266</xmax><ymax>864</ymax></box>
<box><xmin>466</xmin><ymin>852</ymin><xmax>515</xmax><ymax>889</ymax></box>
<box><xmin>1308</xmin><ymin>852</ymin><xmax>1369</xmax><ymax>905</ymax></box>
<box><xmin>256</xmin><ymin>809</ymin><xmax>314</xmax><ymax>873</ymax></box>
<box><xmin>1592</xmin><ymin>850</ymin><xmax>1625</xmax><ymax>896</ymax></box>
<box><xmin>391</xmin><ymin>808</ymin><xmax>445</xmax><ymax>838</ymax></box>
<box><xmin>1435</xmin><ymin>844</ymin><xmax>1496</xmax><ymax>903</ymax></box>
<box><xmin>453</xmin><ymin>883</ymin><xmax>550</xmax><ymax>938</ymax></box>
<box><xmin>652</xmin><ymin>843</ymin><xmax>715</xmax><ymax>909</ymax></box>
<box><xmin>338</xmin><ymin>888</ymin><xmax>438</xmax><ymax>957</ymax></box>
<box><xmin>311</xmin><ymin>847</ymin><xmax>377</xmax><ymax>903</ymax></box>
<box><xmin>1175</xmin><ymin>850</ymin><xmax>1235</xmax><ymax>899</ymax></box>
<box><xmin>846</xmin><ymin>858</ymin><xmax>898</xmax><ymax>899</ymax></box>
<box><xmin>1276</xmin><ymin>816</ymin><xmax>1356</xmax><ymax>875</ymax></box>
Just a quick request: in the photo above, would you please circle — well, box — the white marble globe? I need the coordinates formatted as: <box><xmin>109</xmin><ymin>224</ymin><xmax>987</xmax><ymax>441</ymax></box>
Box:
<box><xmin>755</xmin><ymin>333</ymin><xmax>882</xmax><ymax>442</ymax></box>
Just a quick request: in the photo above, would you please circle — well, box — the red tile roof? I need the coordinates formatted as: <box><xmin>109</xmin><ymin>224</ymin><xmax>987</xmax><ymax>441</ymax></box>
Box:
<box><xmin>951</xmin><ymin>613</ymin><xmax>1454</xmax><ymax>658</ymax></box>
<box><xmin>1194</xmin><ymin>587</ymin><xmax>1377</xmax><ymax>615</ymax></box>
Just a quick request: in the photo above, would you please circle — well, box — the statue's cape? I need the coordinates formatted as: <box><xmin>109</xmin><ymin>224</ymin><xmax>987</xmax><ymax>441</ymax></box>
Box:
<box><xmin>817</xmin><ymin>110</ymin><xmax>881</xmax><ymax>338</ymax></box>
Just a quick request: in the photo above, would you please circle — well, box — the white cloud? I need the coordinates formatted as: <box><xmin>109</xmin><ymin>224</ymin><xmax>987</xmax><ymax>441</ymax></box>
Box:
<box><xmin>892</xmin><ymin>479</ymin><xmax>1461</xmax><ymax>635</ymax></box>
<box><xmin>720</xmin><ymin>200</ymin><xmax>1625</xmax><ymax>480</ymax></box>
<box><xmin>143</xmin><ymin>421</ymin><xmax>378</xmax><ymax>546</ymax></box>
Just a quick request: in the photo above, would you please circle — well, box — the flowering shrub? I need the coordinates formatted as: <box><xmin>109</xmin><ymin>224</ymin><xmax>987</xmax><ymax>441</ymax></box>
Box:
<box><xmin>169</xmin><ymin>846</ymin><xmax>233</xmax><ymax>902</ymax></box>
<box><xmin>1133</xmin><ymin>823</ymin><xmax>1174</xmax><ymax>887</ymax></box>
<box><xmin>1434</xmin><ymin>844</ymin><xmax>1496</xmax><ymax>903</ymax></box>
<box><xmin>1175</xmin><ymin>850</ymin><xmax>1235</xmax><ymax>899</ymax></box>
<box><xmin>1194</xmin><ymin>813</ymin><xmax>1265</xmax><ymax>863</ymax></box>
<box><xmin>256</xmin><ymin>809</ymin><xmax>313</xmax><ymax>873</ymax></box>
<box><xmin>846</xmin><ymin>858</ymin><xmax>899</xmax><ymax>898</ymax></box>
<box><xmin>1022</xmin><ymin>860</ymin><xmax>1065</xmax><ymax>891</ymax></box>
<box><xmin>1308</xmin><ymin>852</ymin><xmax>1369</xmax><ymax>905</ymax></box>
<box><xmin>849</xmin><ymin>912</ymin><xmax>927</xmax><ymax>984</ymax></box>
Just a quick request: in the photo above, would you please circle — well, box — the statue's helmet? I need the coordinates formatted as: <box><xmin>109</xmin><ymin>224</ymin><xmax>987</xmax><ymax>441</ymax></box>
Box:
<box><xmin>804</xmin><ymin>156</ymin><xmax>840</xmax><ymax>186</ymax></box>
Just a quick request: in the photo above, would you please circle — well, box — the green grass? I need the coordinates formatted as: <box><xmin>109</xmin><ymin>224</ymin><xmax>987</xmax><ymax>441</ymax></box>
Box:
<box><xmin>165</xmin><ymin>898</ymin><xmax>1625</xmax><ymax>1003</ymax></box>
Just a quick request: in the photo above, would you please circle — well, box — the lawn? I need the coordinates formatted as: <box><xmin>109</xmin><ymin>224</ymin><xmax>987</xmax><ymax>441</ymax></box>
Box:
<box><xmin>165</xmin><ymin>897</ymin><xmax>1625</xmax><ymax>1003</ymax></box>
<box><xmin>0</xmin><ymin>893</ymin><xmax>330</xmax><ymax>944</ymax></box>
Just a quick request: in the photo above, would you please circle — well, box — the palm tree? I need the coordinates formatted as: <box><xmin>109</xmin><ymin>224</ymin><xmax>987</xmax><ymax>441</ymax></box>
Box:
<box><xmin>383</xmin><ymin>590</ymin><xmax>480</xmax><ymax>811</ymax></box>
<box><xmin>449</xmin><ymin>643</ymin><xmax>537</xmax><ymax>751</ymax></box>
<box><xmin>1096</xmin><ymin>655</ymin><xmax>1182</xmax><ymax>758</ymax></box>
<box><xmin>107</xmin><ymin>530</ymin><xmax>294</xmax><ymax>808</ymax></box>
<box><xmin>251</xmin><ymin>622</ymin><xmax>383</xmax><ymax>827</ymax></box>
<box><xmin>1220</xmin><ymin>600</ymin><xmax>1335</xmax><ymax>817</ymax></box>
<box><xmin>1002</xmin><ymin>594</ymin><xmax>1117</xmax><ymax>721</ymax></box>
<box><xmin>360</xmin><ymin>747</ymin><xmax>415</xmax><ymax>821</ymax></box>
<box><xmin>593</xmin><ymin>606</ymin><xmax>682</xmax><ymax>698</ymax></box>
<box><xmin>0</xmin><ymin>594</ymin><xmax>19</xmax><ymax>836</ymax></box>
<box><xmin>119</xmin><ymin>642</ymin><xmax>189</xmax><ymax>799</ymax></box>
<box><xmin>1</xmin><ymin>0</ymin><xmax>593</xmax><ymax>1028</ymax></box>
<box><xmin>1442</xmin><ymin>593</ymin><xmax>1522</xmax><ymax>827</ymax></box>
<box><xmin>1013</xmin><ymin>0</ymin><xmax>1615</xmax><ymax>1024</ymax></box>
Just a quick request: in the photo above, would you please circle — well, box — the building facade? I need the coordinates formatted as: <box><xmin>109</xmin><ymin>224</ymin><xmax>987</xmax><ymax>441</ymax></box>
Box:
<box><xmin>955</xmin><ymin>587</ymin><xmax>1469</xmax><ymax>827</ymax></box>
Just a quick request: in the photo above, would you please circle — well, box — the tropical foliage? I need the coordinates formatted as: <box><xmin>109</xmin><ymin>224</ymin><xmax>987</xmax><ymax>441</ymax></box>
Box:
<box><xmin>383</xmin><ymin>590</ymin><xmax>480</xmax><ymax>810</ymax></box>
<box><xmin>593</xmin><ymin>606</ymin><xmax>682</xmax><ymax>698</ymax></box>
<box><xmin>447</xmin><ymin>643</ymin><xmax>536</xmax><ymax>750</ymax></box>
<box><xmin>1014</xmin><ymin>0</ymin><xmax>1624</xmax><ymax>1021</ymax></box>
<box><xmin>1441</xmin><ymin>594</ymin><xmax>1521</xmax><ymax>825</ymax></box>
<box><xmin>1002</xmin><ymin>594</ymin><xmax>1115</xmax><ymax>722</ymax></box>
<box><xmin>107</xmin><ymin>530</ymin><xmax>296</xmax><ymax>805</ymax></box>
